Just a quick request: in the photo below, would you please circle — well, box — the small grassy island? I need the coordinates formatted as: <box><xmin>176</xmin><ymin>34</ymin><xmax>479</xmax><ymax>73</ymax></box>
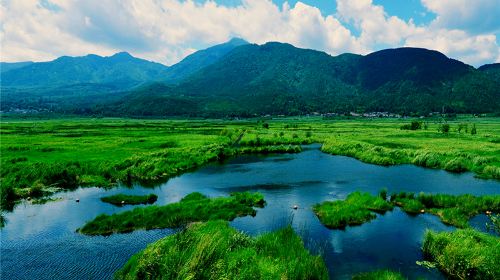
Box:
<box><xmin>100</xmin><ymin>193</ymin><xmax>158</xmax><ymax>206</ymax></box>
<box><xmin>312</xmin><ymin>191</ymin><xmax>393</xmax><ymax>229</ymax></box>
<box><xmin>423</xmin><ymin>229</ymin><xmax>500</xmax><ymax>280</ymax></box>
<box><xmin>78</xmin><ymin>192</ymin><xmax>265</xmax><ymax>235</ymax></box>
<box><xmin>115</xmin><ymin>220</ymin><xmax>328</xmax><ymax>280</ymax></box>
<box><xmin>352</xmin><ymin>269</ymin><xmax>405</xmax><ymax>280</ymax></box>
<box><xmin>314</xmin><ymin>191</ymin><xmax>500</xmax><ymax>229</ymax></box>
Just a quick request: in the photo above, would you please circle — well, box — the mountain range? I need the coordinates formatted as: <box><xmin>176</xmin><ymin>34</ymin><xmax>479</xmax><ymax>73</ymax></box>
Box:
<box><xmin>1</xmin><ymin>38</ymin><xmax>499</xmax><ymax>116</ymax></box>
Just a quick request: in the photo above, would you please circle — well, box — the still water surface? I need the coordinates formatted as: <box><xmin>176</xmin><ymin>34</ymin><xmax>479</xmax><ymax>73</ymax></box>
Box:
<box><xmin>2</xmin><ymin>145</ymin><xmax>499</xmax><ymax>279</ymax></box>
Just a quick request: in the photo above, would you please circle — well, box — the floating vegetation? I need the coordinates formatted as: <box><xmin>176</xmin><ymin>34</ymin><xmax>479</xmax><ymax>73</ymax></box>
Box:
<box><xmin>78</xmin><ymin>192</ymin><xmax>265</xmax><ymax>235</ymax></box>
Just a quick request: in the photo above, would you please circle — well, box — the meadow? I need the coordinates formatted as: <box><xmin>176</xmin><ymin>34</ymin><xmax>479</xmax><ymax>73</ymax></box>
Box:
<box><xmin>1</xmin><ymin>116</ymin><xmax>499</xmax><ymax>208</ymax></box>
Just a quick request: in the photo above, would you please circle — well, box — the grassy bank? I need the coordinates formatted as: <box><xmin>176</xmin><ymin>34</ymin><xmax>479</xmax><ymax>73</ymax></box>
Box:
<box><xmin>79</xmin><ymin>192</ymin><xmax>265</xmax><ymax>235</ymax></box>
<box><xmin>100</xmin><ymin>193</ymin><xmax>158</xmax><ymax>206</ymax></box>
<box><xmin>391</xmin><ymin>192</ymin><xmax>500</xmax><ymax>228</ymax></box>
<box><xmin>314</xmin><ymin>191</ymin><xmax>500</xmax><ymax>229</ymax></box>
<box><xmin>352</xmin><ymin>270</ymin><xmax>405</xmax><ymax>280</ymax></box>
<box><xmin>423</xmin><ymin>229</ymin><xmax>500</xmax><ymax>280</ymax></box>
<box><xmin>115</xmin><ymin>220</ymin><xmax>328</xmax><ymax>280</ymax></box>
<box><xmin>313</xmin><ymin>191</ymin><xmax>393</xmax><ymax>229</ymax></box>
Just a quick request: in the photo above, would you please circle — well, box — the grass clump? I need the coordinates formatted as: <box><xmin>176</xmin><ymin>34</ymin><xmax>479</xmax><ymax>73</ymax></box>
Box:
<box><xmin>78</xmin><ymin>192</ymin><xmax>265</xmax><ymax>235</ymax></box>
<box><xmin>100</xmin><ymin>193</ymin><xmax>158</xmax><ymax>206</ymax></box>
<box><xmin>352</xmin><ymin>269</ymin><xmax>405</xmax><ymax>280</ymax></box>
<box><xmin>423</xmin><ymin>229</ymin><xmax>500</xmax><ymax>280</ymax></box>
<box><xmin>115</xmin><ymin>220</ymin><xmax>328</xmax><ymax>280</ymax></box>
<box><xmin>313</xmin><ymin>192</ymin><xmax>393</xmax><ymax>229</ymax></box>
<box><xmin>391</xmin><ymin>192</ymin><xmax>500</xmax><ymax>228</ymax></box>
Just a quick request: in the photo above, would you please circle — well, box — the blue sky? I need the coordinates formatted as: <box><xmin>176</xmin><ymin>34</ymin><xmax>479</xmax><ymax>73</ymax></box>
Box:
<box><xmin>2</xmin><ymin>0</ymin><xmax>500</xmax><ymax>66</ymax></box>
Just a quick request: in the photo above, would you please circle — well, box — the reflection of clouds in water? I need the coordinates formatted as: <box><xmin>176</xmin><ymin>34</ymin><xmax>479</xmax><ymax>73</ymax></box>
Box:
<box><xmin>330</xmin><ymin>233</ymin><xmax>343</xmax><ymax>254</ymax></box>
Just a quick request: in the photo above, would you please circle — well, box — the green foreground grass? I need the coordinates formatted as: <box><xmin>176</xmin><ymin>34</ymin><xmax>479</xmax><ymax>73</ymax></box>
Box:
<box><xmin>100</xmin><ymin>193</ymin><xmax>158</xmax><ymax>206</ymax></box>
<box><xmin>1</xmin><ymin>116</ymin><xmax>499</xmax><ymax>210</ymax></box>
<box><xmin>79</xmin><ymin>192</ymin><xmax>265</xmax><ymax>235</ymax></box>
<box><xmin>115</xmin><ymin>220</ymin><xmax>328</xmax><ymax>280</ymax></box>
<box><xmin>423</xmin><ymin>229</ymin><xmax>500</xmax><ymax>280</ymax></box>
<box><xmin>314</xmin><ymin>191</ymin><xmax>500</xmax><ymax>229</ymax></box>
<box><xmin>313</xmin><ymin>191</ymin><xmax>393</xmax><ymax>228</ymax></box>
<box><xmin>352</xmin><ymin>270</ymin><xmax>405</xmax><ymax>280</ymax></box>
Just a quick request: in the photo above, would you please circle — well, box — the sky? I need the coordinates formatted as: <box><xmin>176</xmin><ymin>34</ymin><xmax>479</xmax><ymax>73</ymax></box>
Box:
<box><xmin>1</xmin><ymin>0</ymin><xmax>499</xmax><ymax>67</ymax></box>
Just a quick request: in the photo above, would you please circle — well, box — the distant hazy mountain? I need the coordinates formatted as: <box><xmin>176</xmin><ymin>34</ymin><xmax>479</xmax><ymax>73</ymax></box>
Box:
<box><xmin>1</xmin><ymin>62</ymin><xmax>34</xmax><ymax>73</ymax></box>
<box><xmin>2</xmin><ymin>41</ymin><xmax>499</xmax><ymax>116</ymax></box>
<box><xmin>162</xmin><ymin>38</ymin><xmax>248</xmax><ymax>83</ymax></box>
<box><xmin>1</xmin><ymin>52</ymin><xmax>169</xmax><ymax>89</ymax></box>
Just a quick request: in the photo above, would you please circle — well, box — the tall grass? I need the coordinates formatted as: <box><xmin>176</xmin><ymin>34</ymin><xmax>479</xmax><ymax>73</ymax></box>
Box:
<box><xmin>78</xmin><ymin>192</ymin><xmax>265</xmax><ymax>235</ymax></box>
<box><xmin>115</xmin><ymin>220</ymin><xmax>328</xmax><ymax>280</ymax></box>
<box><xmin>423</xmin><ymin>229</ymin><xmax>500</xmax><ymax>280</ymax></box>
<box><xmin>391</xmin><ymin>192</ymin><xmax>500</xmax><ymax>228</ymax></box>
<box><xmin>313</xmin><ymin>192</ymin><xmax>393</xmax><ymax>229</ymax></box>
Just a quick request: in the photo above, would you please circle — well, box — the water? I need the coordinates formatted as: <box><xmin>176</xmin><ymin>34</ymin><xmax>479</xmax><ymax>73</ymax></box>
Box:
<box><xmin>2</xmin><ymin>144</ymin><xmax>499</xmax><ymax>279</ymax></box>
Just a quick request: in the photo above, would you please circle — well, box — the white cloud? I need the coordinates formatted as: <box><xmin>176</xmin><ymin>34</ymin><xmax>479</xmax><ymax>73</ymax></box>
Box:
<box><xmin>421</xmin><ymin>0</ymin><xmax>500</xmax><ymax>34</ymax></box>
<box><xmin>0</xmin><ymin>0</ymin><xmax>499</xmax><ymax>67</ymax></box>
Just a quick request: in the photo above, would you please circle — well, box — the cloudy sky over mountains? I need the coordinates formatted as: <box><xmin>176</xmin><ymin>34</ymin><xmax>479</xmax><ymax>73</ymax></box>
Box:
<box><xmin>1</xmin><ymin>0</ymin><xmax>499</xmax><ymax>66</ymax></box>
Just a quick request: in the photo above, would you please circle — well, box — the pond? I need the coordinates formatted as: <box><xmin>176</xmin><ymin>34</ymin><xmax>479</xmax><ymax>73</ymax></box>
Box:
<box><xmin>2</xmin><ymin>144</ymin><xmax>499</xmax><ymax>279</ymax></box>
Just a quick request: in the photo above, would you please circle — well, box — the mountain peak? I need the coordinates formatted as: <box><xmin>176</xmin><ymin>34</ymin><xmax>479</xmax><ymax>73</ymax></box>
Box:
<box><xmin>226</xmin><ymin>37</ymin><xmax>248</xmax><ymax>46</ymax></box>
<box><xmin>111</xmin><ymin>52</ymin><xmax>133</xmax><ymax>59</ymax></box>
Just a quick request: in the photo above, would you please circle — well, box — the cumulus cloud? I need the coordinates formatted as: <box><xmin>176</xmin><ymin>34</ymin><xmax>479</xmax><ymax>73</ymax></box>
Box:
<box><xmin>0</xmin><ymin>0</ymin><xmax>499</xmax><ymax>66</ymax></box>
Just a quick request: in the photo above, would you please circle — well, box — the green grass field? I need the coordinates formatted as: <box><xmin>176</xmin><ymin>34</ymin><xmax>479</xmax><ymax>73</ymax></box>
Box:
<box><xmin>1</xmin><ymin>116</ymin><xmax>499</xmax><ymax>210</ymax></box>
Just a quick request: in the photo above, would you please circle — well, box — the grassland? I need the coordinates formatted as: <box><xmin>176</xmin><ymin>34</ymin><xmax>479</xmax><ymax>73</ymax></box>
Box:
<box><xmin>100</xmin><ymin>193</ymin><xmax>157</xmax><ymax>206</ymax></box>
<box><xmin>115</xmin><ymin>220</ymin><xmax>328</xmax><ymax>280</ymax></box>
<box><xmin>313</xmin><ymin>191</ymin><xmax>393</xmax><ymax>229</ymax></box>
<box><xmin>423</xmin><ymin>229</ymin><xmax>500</xmax><ymax>280</ymax></box>
<box><xmin>1</xmin><ymin>116</ymin><xmax>499</xmax><ymax>210</ymax></box>
<box><xmin>78</xmin><ymin>192</ymin><xmax>265</xmax><ymax>235</ymax></box>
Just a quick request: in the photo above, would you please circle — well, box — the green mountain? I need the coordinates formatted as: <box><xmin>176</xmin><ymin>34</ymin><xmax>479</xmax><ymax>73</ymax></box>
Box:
<box><xmin>1</xmin><ymin>52</ymin><xmax>169</xmax><ymax>89</ymax></box>
<box><xmin>2</xmin><ymin>41</ymin><xmax>499</xmax><ymax>116</ymax></box>
<box><xmin>0</xmin><ymin>62</ymin><xmax>34</xmax><ymax>73</ymax></box>
<box><xmin>162</xmin><ymin>38</ymin><xmax>248</xmax><ymax>83</ymax></box>
<box><xmin>111</xmin><ymin>43</ymin><xmax>498</xmax><ymax>117</ymax></box>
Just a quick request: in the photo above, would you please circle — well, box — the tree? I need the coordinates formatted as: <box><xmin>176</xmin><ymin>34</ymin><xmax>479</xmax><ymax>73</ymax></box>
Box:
<box><xmin>471</xmin><ymin>124</ymin><xmax>477</xmax><ymax>135</ymax></box>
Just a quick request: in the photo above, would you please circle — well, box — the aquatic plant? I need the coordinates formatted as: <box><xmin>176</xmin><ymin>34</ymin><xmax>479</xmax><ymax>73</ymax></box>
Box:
<box><xmin>352</xmin><ymin>269</ymin><xmax>405</xmax><ymax>280</ymax></box>
<box><xmin>78</xmin><ymin>192</ymin><xmax>265</xmax><ymax>235</ymax></box>
<box><xmin>423</xmin><ymin>229</ymin><xmax>500</xmax><ymax>280</ymax></box>
<box><xmin>313</xmin><ymin>192</ymin><xmax>393</xmax><ymax>229</ymax></box>
<box><xmin>391</xmin><ymin>192</ymin><xmax>500</xmax><ymax>228</ymax></box>
<box><xmin>115</xmin><ymin>220</ymin><xmax>328</xmax><ymax>280</ymax></box>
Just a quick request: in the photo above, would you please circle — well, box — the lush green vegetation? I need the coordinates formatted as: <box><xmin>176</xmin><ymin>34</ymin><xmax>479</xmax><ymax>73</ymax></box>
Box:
<box><xmin>1</xmin><ymin>117</ymin><xmax>498</xmax><ymax>210</ymax></box>
<box><xmin>352</xmin><ymin>270</ymin><xmax>405</xmax><ymax>280</ymax></box>
<box><xmin>115</xmin><ymin>220</ymin><xmax>328</xmax><ymax>280</ymax></box>
<box><xmin>313</xmin><ymin>191</ymin><xmax>393</xmax><ymax>229</ymax></box>
<box><xmin>320</xmin><ymin>118</ymin><xmax>500</xmax><ymax>180</ymax></box>
<box><xmin>314</xmin><ymin>191</ymin><xmax>500</xmax><ymax>229</ymax></box>
<box><xmin>391</xmin><ymin>192</ymin><xmax>500</xmax><ymax>228</ymax></box>
<box><xmin>78</xmin><ymin>192</ymin><xmax>265</xmax><ymax>235</ymax></box>
<box><xmin>423</xmin><ymin>229</ymin><xmax>500</xmax><ymax>280</ymax></box>
<box><xmin>100</xmin><ymin>193</ymin><xmax>158</xmax><ymax>206</ymax></box>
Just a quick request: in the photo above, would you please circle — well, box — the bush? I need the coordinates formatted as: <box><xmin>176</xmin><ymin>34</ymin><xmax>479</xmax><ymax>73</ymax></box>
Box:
<box><xmin>439</xmin><ymin>123</ymin><xmax>450</xmax><ymax>133</ymax></box>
